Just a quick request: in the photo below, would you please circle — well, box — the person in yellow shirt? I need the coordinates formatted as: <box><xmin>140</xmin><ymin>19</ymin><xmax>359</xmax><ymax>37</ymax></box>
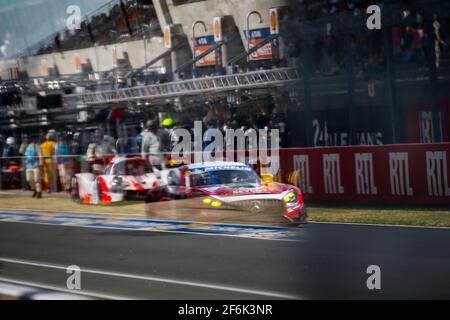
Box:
<box><xmin>40</xmin><ymin>131</ymin><xmax>57</xmax><ymax>192</ymax></box>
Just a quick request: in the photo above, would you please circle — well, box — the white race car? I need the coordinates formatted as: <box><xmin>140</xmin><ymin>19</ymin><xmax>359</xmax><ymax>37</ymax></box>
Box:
<box><xmin>71</xmin><ymin>157</ymin><xmax>159</xmax><ymax>204</ymax></box>
<box><xmin>71</xmin><ymin>159</ymin><xmax>307</xmax><ymax>225</ymax></box>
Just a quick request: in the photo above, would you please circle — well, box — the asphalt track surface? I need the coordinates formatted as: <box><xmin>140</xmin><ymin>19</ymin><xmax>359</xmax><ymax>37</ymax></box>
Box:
<box><xmin>1</xmin><ymin>211</ymin><xmax>450</xmax><ymax>299</ymax></box>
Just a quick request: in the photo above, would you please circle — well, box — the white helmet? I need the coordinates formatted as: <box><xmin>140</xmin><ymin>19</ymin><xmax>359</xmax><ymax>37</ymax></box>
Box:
<box><xmin>46</xmin><ymin>131</ymin><xmax>56</xmax><ymax>140</ymax></box>
<box><xmin>6</xmin><ymin>137</ymin><xmax>16</xmax><ymax>145</ymax></box>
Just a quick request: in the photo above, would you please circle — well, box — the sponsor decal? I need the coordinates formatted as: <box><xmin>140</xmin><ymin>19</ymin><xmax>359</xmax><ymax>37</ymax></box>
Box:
<box><xmin>189</xmin><ymin>165</ymin><xmax>252</xmax><ymax>173</ymax></box>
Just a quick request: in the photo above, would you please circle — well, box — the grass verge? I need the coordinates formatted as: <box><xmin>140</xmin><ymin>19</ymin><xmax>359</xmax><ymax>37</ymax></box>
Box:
<box><xmin>307</xmin><ymin>204</ymin><xmax>450</xmax><ymax>227</ymax></box>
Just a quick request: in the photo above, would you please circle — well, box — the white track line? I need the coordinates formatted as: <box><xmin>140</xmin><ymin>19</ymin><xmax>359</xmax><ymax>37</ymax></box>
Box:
<box><xmin>0</xmin><ymin>257</ymin><xmax>301</xmax><ymax>300</ymax></box>
<box><xmin>0</xmin><ymin>277</ymin><xmax>128</xmax><ymax>300</ymax></box>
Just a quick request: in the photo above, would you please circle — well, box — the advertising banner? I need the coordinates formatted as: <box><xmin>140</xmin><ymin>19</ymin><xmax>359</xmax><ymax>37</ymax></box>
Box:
<box><xmin>279</xmin><ymin>143</ymin><xmax>450</xmax><ymax>205</ymax></box>
<box><xmin>248</xmin><ymin>28</ymin><xmax>277</xmax><ymax>61</ymax></box>
<box><xmin>194</xmin><ymin>35</ymin><xmax>220</xmax><ymax>66</ymax></box>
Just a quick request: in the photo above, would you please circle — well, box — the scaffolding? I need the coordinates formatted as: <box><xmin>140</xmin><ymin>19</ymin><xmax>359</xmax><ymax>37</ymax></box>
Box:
<box><xmin>64</xmin><ymin>67</ymin><xmax>301</xmax><ymax>107</ymax></box>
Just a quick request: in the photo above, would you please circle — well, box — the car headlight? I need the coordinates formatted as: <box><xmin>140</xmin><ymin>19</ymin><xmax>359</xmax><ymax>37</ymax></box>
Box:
<box><xmin>211</xmin><ymin>201</ymin><xmax>222</xmax><ymax>207</ymax></box>
<box><xmin>202</xmin><ymin>197</ymin><xmax>222</xmax><ymax>207</ymax></box>
<box><xmin>202</xmin><ymin>197</ymin><xmax>212</xmax><ymax>204</ymax></box>
<box><xmin>282</xmin><ymin>190</ymin><xmax>298</xmax><ymax>204</ymax></box>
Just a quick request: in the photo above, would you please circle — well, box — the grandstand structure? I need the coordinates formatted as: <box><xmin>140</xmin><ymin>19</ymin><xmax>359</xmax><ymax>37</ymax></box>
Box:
<box><xmin>0</xmin><ymin>0</ymin><xmax>449</xmax><ymax>147</ymax></box>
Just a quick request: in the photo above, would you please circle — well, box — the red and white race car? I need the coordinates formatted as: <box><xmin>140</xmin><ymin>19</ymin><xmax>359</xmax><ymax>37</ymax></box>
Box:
<box><xmin>146</xmin><ymin>162</ymin><xmax>308</xmax><ymax>225</ymax></box>
<box><xmin>72</xmin><ymin>159</ymin><xmax>307</xmax><ymax>225</ymax></box>
<box><xmin>71</xmin><ymin>157</ymin><xmax>158</xmax><ymax>204</ymax></box>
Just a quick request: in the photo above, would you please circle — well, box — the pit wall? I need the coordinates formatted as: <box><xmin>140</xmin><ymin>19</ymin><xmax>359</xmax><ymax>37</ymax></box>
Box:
<box><xmin>279</xmin><ymin>143</ymin><xmax>450</xmax><ymax>206</ymax></box>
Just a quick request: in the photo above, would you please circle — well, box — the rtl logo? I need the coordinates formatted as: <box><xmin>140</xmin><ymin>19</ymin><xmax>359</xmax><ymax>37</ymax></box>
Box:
<box><xmin>293</xmin><ymin>155</ymin><xmax>313</xmax><ymax>194</ymax></box>
<box><xmin>426</xmin><ymin>151</ymin><xmax>450</xmax><ymax>197</ymax></box>
<box><xmin>323</xmin><ymin>154</ymin><xmax>344</xmax><ymax>194</ymax></box>
<box><xmin>389</xmin><ymin>152</ymin><xmax>413</xmax><ymax>196</ymax></box>
<box><xmin>355</xmin><ymin>153</ymin><xmax>378</xmax><ymax>195</ymax></box>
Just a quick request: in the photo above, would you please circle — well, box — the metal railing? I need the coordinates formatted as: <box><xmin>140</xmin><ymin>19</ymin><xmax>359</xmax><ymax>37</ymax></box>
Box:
<box><xmin>64</xmin><ymin>67</ymin><xmax>301</xmax><ymax>107</ymax></box>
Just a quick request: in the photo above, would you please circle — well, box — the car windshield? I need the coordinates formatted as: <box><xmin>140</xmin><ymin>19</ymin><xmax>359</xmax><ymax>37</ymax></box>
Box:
<box><xmin>108</xmin><ymin>161</ymin><xmax>147</xmax><ymax>176</ymax></box>
<box><xmin>190</xmin><ymin>169</ymin><xmax>261</xmax><ymax>187</ymax></box>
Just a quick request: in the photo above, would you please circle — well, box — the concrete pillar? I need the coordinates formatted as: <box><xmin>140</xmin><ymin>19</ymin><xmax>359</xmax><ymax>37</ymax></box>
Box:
<box><xmin>143</xmin><ymin>37</ymin><xmax>148</xmax><ymax>66</ymax></box>
<box><xmin>220</xmin><ymin>40</ymin><xmax>228</xmax><ymax>74</ymax></box>
<box><xmin>94</xmin><ymin>44</ymin><xmax>100</xmax><ymax>72</ymax></box>
<box><xmin>170</xmin><ymin>49</ymin><xmax>178</xmax><ymax>81</ymax></box>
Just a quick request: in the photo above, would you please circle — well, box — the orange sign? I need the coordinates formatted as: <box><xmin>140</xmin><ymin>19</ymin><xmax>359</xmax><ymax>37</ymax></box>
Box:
<box><xmin>74</xmin><ymin>53</ymin><xmax>81</xmax><ymax>72</ymax></box>
<box><xmin>164</xmin><ymin>25</ymin><xmax>172</xmax><ymax>49</ymax></box>
<box><xmin>269</xmin><ymin>8</ymin><xmax>279</xmax><ymax>35</ymax></box>
<box><xmin>248</xmin><ymin>28</ymin><xmax>276</xmax><ymax>61</ymax></box>
<box><xmin>194</xmin><ymin>36</ymin><xmax>220</xmax><ymax>66</ymax></box>
<box><xmin>213</xmin><ymin>16</ymin><xmax>222</xmax><ymax>42</ymax></box>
